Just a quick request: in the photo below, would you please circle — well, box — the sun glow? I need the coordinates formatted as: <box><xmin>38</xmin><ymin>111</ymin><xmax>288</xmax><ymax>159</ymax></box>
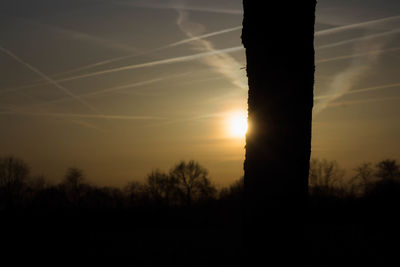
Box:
<box><xmin>228</xmin><ymin>110</ymin><xmax>248</xmax><ymax>138</ymax></box>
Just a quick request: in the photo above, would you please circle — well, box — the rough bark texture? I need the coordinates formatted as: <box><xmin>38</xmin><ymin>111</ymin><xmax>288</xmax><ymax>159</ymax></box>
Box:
<box><xmin>243</xmin><ymin>0</ymin><xmax>316</xmax><ymax>212</ymax></box>
<box><xmin>242</xmin><ymin>1</ymin><xmax>316</xmax><ymax>264</ymax></box>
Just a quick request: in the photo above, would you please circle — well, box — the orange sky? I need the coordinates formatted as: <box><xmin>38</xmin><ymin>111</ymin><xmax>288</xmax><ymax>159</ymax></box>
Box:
<box><xmin>0</xmin><ymin>0</ymin><xmax>399</xmax><ymax>186</ymax></box>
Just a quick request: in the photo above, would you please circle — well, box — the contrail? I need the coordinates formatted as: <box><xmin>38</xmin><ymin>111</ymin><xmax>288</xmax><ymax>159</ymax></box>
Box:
<box><xmin>167</xmin><ymin>26</ymin><xmax>242</xmax><ymax>47</ymax></box>
<box><xmin>327</xmin><ymin>96</ymin><xmax>400</xmax><ymax>108</ymax></box>
<box><xmin>43</xmin><ymin>23</ymin><xmax>139</xmax><ymax>53</ymax></box>
<box><xmin>0</xmin><ymin>111</ymin><xmax>166</xmax><ymax>121</ymax></box>
<box><xmin>0</xmin><ymin>102</ymin><xmax>104</xmax><ymax>131</ymax></box>
<box><xmin>315</xmin><ymin>82</ymin><xmax>400</xmax><ymax>100</ymax></box>
<box><xmin>317</xmin><ymin>46</ymin><xmax>400</xmax><ymax>63</ymax></box>
<box><xmin>315</xmin><ymin>15</ymin><xmax>400</xmax><ymax>36</ymax></box>
<box><xmin>15</xmin><ymin>71</ymin><xmax>194</xmax><ymax>112</ymax></box>
<box><xmin>114</xmin><ymin>1</ymin><xmax>242</xmax><ymax>15</ymax></box>
<box><xmin>314</xmin><ymin>40</ymin><xmax>385</xmax><ymax>114</ymax></box>
<box><xmin>3</xmin><ymin>15</ymin><xmax>399</xmax><ymax>94</ymax></box>
<box><xmin>317</xmin><ymin>29</ymin><xmax>400</xmax><ymax>50</ymax></box>
<box><xmin>55</xmin><ymin>15</ymin><xmax>400</xmax><ymax>77</ymax></box>
<box><xmin>314</xmin><ymin>13</ymin><xmax>399</xmax><ymax>115</ymax></box>
<box><xmin>54</xmin><ymin>25</ymin><xmax>242</xmax><ymax>77</ymax></box>
<box><xmin>2</xmin><ymin>13</ymin><xmax>139</xmax><ymax>54</ymax></box>
<box><xmin>29</xmin><ymin>76</ymin><xmax>180</xmax><ymax>108</ymax></box>
<box><xmin>0</xmin><ymin>45</ymin><xmax>242</xmax><ymax>95</ymax></box>
<box><xmin>174</xmin><ymin>8</ymin><xmax>246</xmax><ymax>89</ymax></box>
<box><xmin>0</xmin><ymin>45</ymin><xmax>100</xmax><ymax>114</ymax></box>
<box><xmin>50</xmin><ymin>46</ymin><xmax>244</xmax><ymax>83</ymax></box>
<box><xmin>142</xmin><ymin>111</ymin><xmax>228</xmax><ymax>128</ymax></box>
<box><xmin>68</xmin><ymin>119</ymin><xmax>105</xmax><ymax>131</ymax></box>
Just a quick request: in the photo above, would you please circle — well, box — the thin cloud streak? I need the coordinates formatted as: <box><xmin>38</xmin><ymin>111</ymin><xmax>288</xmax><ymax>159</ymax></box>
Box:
<box><xmin>314</xmin><ymin>42</ymin><xmax>386</xmax><ymax>114</ymax></box>
<box><xmin>3</xmin><ymin>15</ymin><xmax>399</xmax><ymax>96</ymax></box>
<box><xmin>0</xmin><ymin>104</ymin><xmax>104</xmax><ymax>131</ymax></box>
<box><xmin>29</xmin><ymin>74</ymin><xmax>187</xmax><ymax>108</ymax></box>
<box><xmin>142</xmin><ymin>111</ymin><xmax>228</xmax><ymax>128</ymax></box>
<box><xmin>168</xmin><ymin>26</ymin><xmax>242</xmax><ymax>47</ymax></box>
<box><xmin>0</xmin><ymin>47</ymin><xmax>242</xmax><ymax>95</ymax></box>
<box><xmin>0</xmin><ymin>45</ymin><xmax>100</xmax><ymax>114</ymax></box>
<box><xmin>174</xmin><ymin>8</ymin><xmax>246</xmax><ymax>89</ymax></box>
<box><xmin>317</xmin><ymin>47</ymin><xmax>400</xmax><ymax>63</ymax></box>
<box><xmin>314</xmin><ymin>14</ymin><xmax>400</xmax><ymax>114</ymax></box>
<box><xmin>68</xmin><ymin>119</ymin><xmax>105</xmax><ymax>131</ymax></box>
<box><xmin>52</xmin><ymin>46</ymin><xmax>244</xmax><ymax>83</ymax></box>
<box><xmin>0</xmin><ymin>111</ymin><xmax>166</xmax><ymax>121</ymax></box>
<box><xmin>54</xmin><ymin>25</ymin><xmax>242</xmax><ymax>78</ymax></box>
<box><xmin>318</xmin><ymin>29</ymin><xmax>400</xmax><ymax>50</ymax></box>
<box><xmin>50</xmin><ymin>15</ymin><xmax>400</xmax><ymax>78</ymax></box>
<box><xmin>315</xmin><ymin>82</ymin><xmax>400</xmax><ymax>100</ymax></box>
<box><xmin>114</xmin><ymin>1</ymin><xmax>242</xmax><ymax>15</ymax></box>
<box><xmin>328</xmin><ymin>96</ymin><xmax>400</xmax><ymax>108</ymax></box>
<box><xmin>315</xmin><ymin>15</ymin><xmax>400</xmax><ymax>36</ymax></box>
<box><xmin>5</xmin><ymin>14</ymin><xmax>139</xmax><ymax>53</ymax></box>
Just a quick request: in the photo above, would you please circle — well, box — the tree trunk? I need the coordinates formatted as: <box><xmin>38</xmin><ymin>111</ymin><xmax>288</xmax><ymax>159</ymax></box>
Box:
<box><xmin>242</xmin><ymin>1</ymin><xmax>316</xmax><ymax>265</ymax></box>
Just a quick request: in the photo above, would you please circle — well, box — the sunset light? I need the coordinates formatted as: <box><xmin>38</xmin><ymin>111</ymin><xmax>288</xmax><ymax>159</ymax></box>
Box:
<box><xmin>228</xmin><ymin>111</ymin><xmax>248</xmax><ymax>138</ymax></box>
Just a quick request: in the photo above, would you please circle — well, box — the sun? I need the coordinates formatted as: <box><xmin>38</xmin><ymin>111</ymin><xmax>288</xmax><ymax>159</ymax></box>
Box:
<box><xmin>228</xmin><ymin>111</ymin><xmax>248</xmax><ymax>138</ymax></box>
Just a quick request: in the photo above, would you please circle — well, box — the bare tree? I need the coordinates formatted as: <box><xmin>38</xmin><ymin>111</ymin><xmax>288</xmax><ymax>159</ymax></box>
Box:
<box><xmin>375</xmin><ymin>159</ymin><xmax>400</xmax><ymax>181</ymax></box>
<box><xmin>60</xmin><ymin>167</ymin><xmax>89</xmax><ymax>207</ymax></box>
<box><xmin>146</xmin><ymin>170</ymin><xmax>178</xmax><ymax>206</ymax></box>
<box><xmin>309</xmin><ymin>159</ymin><xmax>346</xmax><ymax>197</ymax></box>
<box><xmin>0</xmin><ymin>156</ymin><xmax>30</xmax><ymax>208</ymax></box>
<box><xmin>169</xmin><ymin>160</ymin><xmax>216</xmax><ymax>206</ymax></box>
<box><xmin>351</xmin><ymin>162</ymin><xmax>375</xmax><ymax>194</ymax></box>
<box><xmin>124</xmin><ymin>181</ymin><xmax>148</xmax><ymax>206</ymax></box>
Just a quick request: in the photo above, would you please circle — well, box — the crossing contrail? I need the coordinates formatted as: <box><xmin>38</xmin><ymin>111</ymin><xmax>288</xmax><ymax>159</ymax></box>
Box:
<box><xmin>315</xmin><ymin>15</ymin><xmax>400</xmax><ymax>36</ymax></box>
<box><xmin>29</xmin><ymin>76</ymin><xmax>175</xmax><ymax>108</ymax></box>
<box><xmin>57</xmin><ymin>15</ymin><xmax>400</xmax><ymax>77</ymax></box>
<box><xmin>2</xmin><ymin>15</ymin><xmax>399</xmax><ymax>96</ymax></box>
<box><xmin>318</xmin><ymin>29</ymin><xmax>400</xmax><ymax>50</ymax></box>
<box><xmin>50</xmin><ymin>46</ymin><xmax>244</xmax><ymax>83</ymax></box>
<box><xmin>54</xmin><ymin>25</ymin><xmax>243</xmax><ymax>77</ymax></box>
<box><xmin>317</xmin><ymin>46</ymin><xmax>400</xmax><ymax>63</ymax></box>
<box><xmin>174</xmin><ymin>9</ymin><xmax>246</xmax><ymax>89</ymax></box>
<box><xmin>12</xmin><ymin>71</ymin><xmax>195</xmax><ymax>111</ymax></box>
<box><xmin>0</xmin><ymin>45</ymin><xmax>243</xmax><ymax>95</ymax></box>
<box><xmin>314</xmin><ymin>40</ymin><xmax>394</xmax><ymax>114</ymax></box>
<box><xmin>315</xmin><ymin>82</ymin><xmax>400</xmax><ymax>100</ymax></box>
<box><xmin>0</xmin><ymin>45</ymin><xmax>100</xmax><ymax>114</ymax></box>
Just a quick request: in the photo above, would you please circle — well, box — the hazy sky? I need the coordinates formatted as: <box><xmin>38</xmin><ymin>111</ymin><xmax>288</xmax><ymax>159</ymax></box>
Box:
<box><xmin>0</xmin><ymin>0</ymin><xmax>399</xmax><ymax>186</ymax></box>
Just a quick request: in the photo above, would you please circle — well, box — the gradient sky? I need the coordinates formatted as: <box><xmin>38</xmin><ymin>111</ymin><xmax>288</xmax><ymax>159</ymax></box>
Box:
<box><xmin>0</xmin><ymin>0</ymin><xmax>399</xmax><ymax>187</ymax></box>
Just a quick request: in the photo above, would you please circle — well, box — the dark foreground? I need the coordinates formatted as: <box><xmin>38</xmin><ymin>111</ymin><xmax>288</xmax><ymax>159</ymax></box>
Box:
<box><xmin>2</xmin><ymin>202</ymin><xmax>400</xmax><ymax>267</ymax></box>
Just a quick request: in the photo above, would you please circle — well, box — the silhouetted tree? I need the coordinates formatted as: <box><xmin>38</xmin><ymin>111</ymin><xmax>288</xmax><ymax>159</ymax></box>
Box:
<box><xmin>242</xmin><ymin>1</ymin><xmax>316</xmax><ymax>209</ymax></box>
<box><xmin>124</xmin><ymin>181</ymin><xmax>149</xmax><ymax>207</ymax></box>
<box><xmin>28</xmin><ymin>175</ymin><xmax>49</xmax><ymax>191</ymax></box>
<box><xmin>375</xmin><ymin>159</ymin><xmax>400</xmax><ymax>181</ymax></box>
<box><xmin>363</xmin><ymin>159</ymin><xmax>400</xmax><ymax>206</ymax></box>
<box><xmin>60</xmin><ymin>167</ymin><xmax>89</xmax><ymax>207</ymax></box>
<box><xmin>309</xmin><ymin>159</ymin><xmax>346</xmax><ymax>197</ymax></box>
<box><xmin>219</xmin><ymin>176</ymin><xmax>244</xmax><ymax>201</ymax></box>
<box><xmin>0</xmin><ymin>156</ymin><xmax>30</xmax><ymax>209</ymax></box>
<box><xmin>242</xmin><ymin>1</ymin><xmax>316</xmax><ymax>265</ymax></box>
<box><xmin>351</xmin><ymin>162</ymin><xmax>375</xmax><ymax>195</ymax></box>
<box><xmin>146</xmin><ymin>170</ymin><xmax>178</xmax><ymax>206</ymax></box>
<box><xmin>169</xmin><ymin>160</ymin><xmax>216</xmax><ymax>206</ymax></box>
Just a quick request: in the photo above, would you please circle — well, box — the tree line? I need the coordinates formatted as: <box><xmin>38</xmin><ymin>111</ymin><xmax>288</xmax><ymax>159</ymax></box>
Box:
<box><xmin>1</xmin><ymin>155</ymin><xmax>399</xmax><ymax>211</ymax></box>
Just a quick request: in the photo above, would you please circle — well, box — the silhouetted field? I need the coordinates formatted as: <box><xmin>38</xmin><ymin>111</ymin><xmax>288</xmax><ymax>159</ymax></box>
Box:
<box><xmin>1</xmin><ymin>156</ymin><xmax>399</xmax><ymax>266</ymax></box>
